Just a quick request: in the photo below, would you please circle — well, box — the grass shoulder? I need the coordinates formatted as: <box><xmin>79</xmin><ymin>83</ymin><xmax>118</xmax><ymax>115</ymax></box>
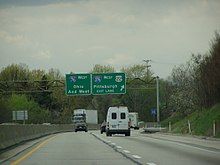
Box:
<box><xmin>161</xmin><ymin>104</ymin><xmax>220</xmax><ymax>138</ymax></box>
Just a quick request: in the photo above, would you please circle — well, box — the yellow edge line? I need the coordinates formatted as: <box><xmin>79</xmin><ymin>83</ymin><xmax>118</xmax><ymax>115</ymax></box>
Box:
<box><xmin>11</xmin><ymin>136</ymin><xmax>56</xmax><ymax>165</ymax></box>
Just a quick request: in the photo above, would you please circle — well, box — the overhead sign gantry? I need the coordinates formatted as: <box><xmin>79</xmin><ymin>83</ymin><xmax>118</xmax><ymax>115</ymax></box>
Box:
<box><xmin>65</xmin><ymin>73</ymin><xmax>126</xmax><ymax>95</ymax></box>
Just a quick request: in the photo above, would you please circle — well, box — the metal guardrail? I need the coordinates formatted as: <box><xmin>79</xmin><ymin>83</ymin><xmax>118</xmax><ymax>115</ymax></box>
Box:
<box><xmin>144</xmin><ymin>122</ymin><xmax>166</xmax><ymax>133</ymax></box>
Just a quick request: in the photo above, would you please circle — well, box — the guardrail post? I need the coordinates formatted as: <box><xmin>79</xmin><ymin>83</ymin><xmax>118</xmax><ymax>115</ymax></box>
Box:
<box><xmin>213</xmin><ymin>120</ymin><xmax>216</xmax><ymax>137</ymax></box>
<box><xmin>188</xmin><ymin>120</ymin><xmax>191</xmax><ymax>134</ymax></box>
<box><xmin>169</xmin><ymin>122</ymin><xmax>171</xmax><ymax>132</ymax></box>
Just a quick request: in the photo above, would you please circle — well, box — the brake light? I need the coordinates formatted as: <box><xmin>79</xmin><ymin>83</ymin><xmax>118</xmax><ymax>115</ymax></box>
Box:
<box><xmin>107</xmin><ymin>122</ymin><xmax>109</xmax><ymax>127</ymax></box>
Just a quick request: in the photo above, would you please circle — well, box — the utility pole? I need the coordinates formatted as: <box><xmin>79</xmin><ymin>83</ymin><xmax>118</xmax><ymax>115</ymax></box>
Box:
<box><xmin>143</xmin><ymin>60</ymin><xmax>151</xmax><ymax>81</ymax></box>
<box><xmin>156</xmin><ymin>76</ymin><xmax>160</xmax><ymax>123</ymax></box>
<box><xmin>143</xmin><ymin>60</ymin><xmax>160</xmax><ymax>123</ymax></box>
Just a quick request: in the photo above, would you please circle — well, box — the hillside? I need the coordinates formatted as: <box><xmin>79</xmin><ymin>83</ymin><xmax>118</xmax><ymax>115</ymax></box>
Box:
<box><xmin>162</xmin><ymin>104</ymin><xmax>220</xmax><ymax>138</ymax></box>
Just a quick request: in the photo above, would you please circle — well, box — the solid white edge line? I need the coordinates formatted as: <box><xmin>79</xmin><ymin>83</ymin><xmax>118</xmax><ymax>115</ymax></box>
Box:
<box><xmin>139</xmin><ymin>136</ymin><xmax>219</xmax><ymax>154</ymax></box>
<box><xmin>146</xmin><ymin>163</ymin><xmax>157</xmax><ymax>165</ymax></box>
<box><xmin>116</xmin><ymin>146</ymin><xmax>122</xmax><ymax>149</ymax></box>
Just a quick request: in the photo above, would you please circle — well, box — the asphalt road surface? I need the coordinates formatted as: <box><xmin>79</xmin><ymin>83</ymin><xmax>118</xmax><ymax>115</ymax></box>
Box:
<box><xmin>92</xmin><ymin>130</ymin><xmax>220</xmax><ymax>165</ymax></box>
<box><xmin>2</xmin><ymin>130</ymin><xmax>220</xmax><ymax>165</ymax></box>
<box><xmin>4</xmin><ymin>132</ymin><xmax>134</xmax><ymax>165</ymax></box>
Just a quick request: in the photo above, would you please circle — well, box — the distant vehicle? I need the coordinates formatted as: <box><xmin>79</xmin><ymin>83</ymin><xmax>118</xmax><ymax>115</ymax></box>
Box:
<box><xmin>73</xmin><ymin>109</ymin><xmax>98</xmax><ymax>124</ymax></box>
<box><xmin>106</xmin><ymin>106</ymin><xmax>130</xmax><ymax>136</ymax></box>
<box><xmin>73</xmin><ymin>109</ymin><xmax>88</xmax><ymax>132</ymax></box>
<box><xmin>138</xmin><ymin>121</ymin><xmax>145</xmax><ymax>128</ymax></box>
<box><xmin>128</xmin><ymin>112</ymin><xmax>139</xmax><ymax>130</ymax></box>
<box><xmin>100</xmin><ymin>121</ymin><xmax>106</xmax><ymax>134</ymax></box>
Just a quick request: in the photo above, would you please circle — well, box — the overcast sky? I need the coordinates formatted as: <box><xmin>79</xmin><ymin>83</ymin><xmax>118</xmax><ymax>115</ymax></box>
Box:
<box><xmin>0</xmin><ymin>0</ymin><xmax>219</xmax><ymax>78</ymax></box>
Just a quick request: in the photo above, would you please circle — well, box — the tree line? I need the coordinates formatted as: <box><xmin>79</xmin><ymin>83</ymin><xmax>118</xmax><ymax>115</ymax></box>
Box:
<box><xmin>162</xmin><ymin>32</ymin><xmax>220</xmax><ymax>119</ymax></box>
<box><xmin>0</xmin><ymin>63</ymin><xmax>158</xmax><ymax>123</ymax></box>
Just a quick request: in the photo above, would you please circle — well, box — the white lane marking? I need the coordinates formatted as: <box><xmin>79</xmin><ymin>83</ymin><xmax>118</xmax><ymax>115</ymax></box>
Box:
<box><xmin>106</xmin><ymin>141</ymin><xmax>111</xmax><ymax>143</ymax></box>
<box><xmin>139</xmin><ymin>136</ymin><xmax>219</xmax><ymax>154</ymax></box>
<box><xmin>123</xmin><ymin>150</ymin><xmax>131</xmax><ymax>153</ymax></box>
<box><xmin>111</xmin><ymin>143</ymin><xmax>116</xmax><ymax>145</ymax></box>
<box><xmin>146</xmin><ymin>163</ymin><xmax>157</xmax><ymax>165</ymax></box>
<box><xmin>132</xmin><ymin>155</ymin><xmax>141</xmax><ymax>159</ymax></box>
<box><xmin>116</xmin><ymin>146</ymin><xmax>122</xmax><ymax>149</ymax></box>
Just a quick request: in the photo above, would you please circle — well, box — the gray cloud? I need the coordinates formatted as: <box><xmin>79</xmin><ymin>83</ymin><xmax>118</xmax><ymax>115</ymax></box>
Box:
<box><xmin>0</xmin><ymin>31</ymin><xmax>29</xmax><ymax>45</ymax></box>
<box><xmin>0</xmin><ymin>0</ymin><xmax>219</xmax><ymax>78</ymax></box>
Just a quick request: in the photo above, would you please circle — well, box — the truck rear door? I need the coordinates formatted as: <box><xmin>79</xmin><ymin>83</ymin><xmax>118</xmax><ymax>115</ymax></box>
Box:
<box><xmin>110</xmin><ymin>111</ymin><xmax>118</xmax><ymax>130</ymax></box>
<box><xmin>118</xmin><ymin>109</ymin><xmax>128</xmax><ymax>130</ymax></box>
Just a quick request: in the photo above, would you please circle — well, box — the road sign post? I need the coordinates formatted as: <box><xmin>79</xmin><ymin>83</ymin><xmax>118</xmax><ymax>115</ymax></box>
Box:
<box><xmin>12</xmin><ymin>110</ymin><xmax>28</xmax><ymax>124</ymax></box>
<box><xmin>92</xmin><ymin>73</ymin><xmax>126</xmax><ymax>95</ymax></box>
<box><xmin>65</xmin><ymin>74</ymin><xmax>91</xmax><ymax>95</ymax></box>
<box><xmin>150</xmin><ymin>108</ymin><xmax>157</xmax><ymax>122</ymax></box>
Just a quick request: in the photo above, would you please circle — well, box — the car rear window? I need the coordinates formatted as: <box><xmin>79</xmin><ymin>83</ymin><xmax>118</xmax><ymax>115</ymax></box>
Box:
<box><xmin>121</xmin><ymin>113</ymin><xmax>126</xmax><ymax>119</ymax></box>
<box><xmin>112</xmin><ymin>113</ymin><xmax>117</xmax><ymax>119</ymax></box>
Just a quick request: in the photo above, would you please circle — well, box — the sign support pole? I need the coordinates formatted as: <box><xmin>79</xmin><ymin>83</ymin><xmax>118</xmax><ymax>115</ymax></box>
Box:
<box><xmin>156</xmin><ymin>76</ymin><xmax>160</xmax><ymax>123</ymax></box>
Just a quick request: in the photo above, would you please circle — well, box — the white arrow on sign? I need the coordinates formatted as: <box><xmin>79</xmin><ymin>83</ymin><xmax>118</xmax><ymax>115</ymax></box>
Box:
<box><xmin>120</xmin><ymin>85</ymin><xmax>125</xmax><ymax>91</ymax></box>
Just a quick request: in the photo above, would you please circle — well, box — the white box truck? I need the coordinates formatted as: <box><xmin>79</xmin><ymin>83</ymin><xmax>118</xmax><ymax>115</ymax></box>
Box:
<box><xmin>72</xmin><ymin>109</ymin><xmax>98</xmax><ymax>132</ymax></box>
<box><xmin>128</xmin><ymin>112</ymin><xmax>139</xmax><ymax>130</ymax></box>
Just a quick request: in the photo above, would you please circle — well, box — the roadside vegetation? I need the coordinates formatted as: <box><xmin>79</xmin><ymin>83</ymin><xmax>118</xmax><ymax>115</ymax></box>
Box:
<box><xmin>0</xmin><ymin>32</ymin><xmax>219</xmax><ymax>137</ymax></box>
<box><xmin>0</xmin><ymin>63</ymin><xmax>157</xmax><ymax>124</ymax></box>
<box><xmin>161</xmin><ymin>32</ymin><xmax>220</xmax><ymax>137</ymax></box>
<box><xmin>162</xmin><ymin>104</ymin><xmax>220</xmax><ymax>137</ymax></box>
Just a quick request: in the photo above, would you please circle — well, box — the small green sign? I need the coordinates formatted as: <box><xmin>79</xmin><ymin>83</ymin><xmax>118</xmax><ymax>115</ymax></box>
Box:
<box><xmin>65</xmin><ymin>74</ymin><xmax>91</xmax><ymax>95</ymax></box>
<box><xmin>92</xmin><ymin>73</ymin><xmax>126</xmax><ymax>95</ymax></box>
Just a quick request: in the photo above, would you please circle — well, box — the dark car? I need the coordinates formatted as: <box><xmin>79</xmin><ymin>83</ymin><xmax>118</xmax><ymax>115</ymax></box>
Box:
<box><xmin>100</xmin><ymin>121</ymin><xmax>106</xmax><ymax>134</ymax></box>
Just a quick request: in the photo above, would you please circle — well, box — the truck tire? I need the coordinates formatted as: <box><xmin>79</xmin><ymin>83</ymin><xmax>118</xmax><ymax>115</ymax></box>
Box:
<box><xmin>85</xmin><ymin>129</ymin><xmax>88</xmax><ymax>132</ymax></box>
<box><xmin>106</xmin><ymin>131</ymin><xmax>110</xmax><ymax>136</ymax></box>
<box><xmin>125</xmin><ymin>131</ymin><xmax>130</xmax><ymax>136</ymax></box>
<box><xmin>75</xmin><ymin>129</ymin><xmax>77</xmax><ymax>132</ymax></box>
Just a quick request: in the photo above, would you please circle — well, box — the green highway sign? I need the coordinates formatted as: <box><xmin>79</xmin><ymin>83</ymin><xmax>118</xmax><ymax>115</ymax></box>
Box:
<box><xmin>65</xmin><ymin>74</ymin><xmax>91</xmax><ymax>95</ymax></box>
<box><xmin>92</xmin><ymin>73</ymin><xmax>126</xmax><ymax>95</ymax></box>
<box><xmin>65</xmin><ymin>73</ymin><xmax>126</xmax><ymax>95</ymax></box>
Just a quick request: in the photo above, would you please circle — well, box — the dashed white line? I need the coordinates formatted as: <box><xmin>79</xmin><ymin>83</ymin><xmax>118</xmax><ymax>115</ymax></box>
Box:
<box><xmin>123</xmin><ymin>150</ymin><xmax>131</xmax><ymax>153</ymax></box>
<box><xmin>116</xmin><ymin>146</ymin><xmax>122</xmax><ymax>149</ymax></box>
<box><xmin>111</xmin><ymin>143</ymin><xmax>116</xmax><ymax>145</ymax></box>
<box><xmin>132</xmin><ymin>155</ymin><xmax>141</xmax><ymax>159</ymax></box>
<box><xmin>146</xmin><ymin>163</ymin><xmax>157</xmax><ymax>165</ymax></box>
